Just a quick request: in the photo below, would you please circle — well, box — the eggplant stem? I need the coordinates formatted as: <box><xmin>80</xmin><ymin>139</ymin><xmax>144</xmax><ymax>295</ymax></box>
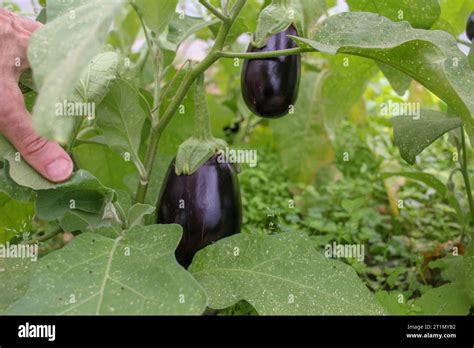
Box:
<box><xmin>134</xmin><ymin>0</ymin><xmax>246</xmax><ymax>204</ymax></box>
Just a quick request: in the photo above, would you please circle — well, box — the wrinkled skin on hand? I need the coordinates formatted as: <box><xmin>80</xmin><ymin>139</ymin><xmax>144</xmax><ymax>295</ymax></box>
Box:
<box><xmin>0</xmin><ymin>9</ymin><xmax>72</xmax><ymax>182</ymax></box>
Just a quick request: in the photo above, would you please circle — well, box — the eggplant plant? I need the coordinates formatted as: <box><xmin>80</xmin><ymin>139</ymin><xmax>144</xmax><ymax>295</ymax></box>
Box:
<box><xmin>0</xmin><ymin>0</ymin><xmax>473</xmax><ymax>317</ymax></box>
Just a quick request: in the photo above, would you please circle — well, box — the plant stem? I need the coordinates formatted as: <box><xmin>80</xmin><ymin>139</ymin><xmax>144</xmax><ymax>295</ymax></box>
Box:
<box><xmin>151</xmin><ymin>48</ymin><xmax>163</xmax><ymax>125</ymax></box>
<box><xmin>199</xmin><ymin>0</ymin><xmax>228</xmax><ymax>22</ymax></box>
<box><xmin>219</xmin><ymin>47</ymin><xmax>312</xmax><ymax>59</ymax></box>
<box><xmin>132</xmin><ymin>3</ymin><xmax>158</xmax><ymax>72</ymax></box>
<box><xmin>460</xmin><ymin>126</ymin><xmax>474</xmax><ymax>225</ymax></box>
<box><xmin>134</xmin><ymin>0</ymin><xmax>245</xmax><ymax>204</ymax></box>
<box><xmin>194</xmin><ymin>73</ymin><xmax>212</xmax><ymax>139</ymax></box>
<box><xmin>66</xmin><ymin>117</ymin><xmax>86</xmax><ymax>153</ymax></box>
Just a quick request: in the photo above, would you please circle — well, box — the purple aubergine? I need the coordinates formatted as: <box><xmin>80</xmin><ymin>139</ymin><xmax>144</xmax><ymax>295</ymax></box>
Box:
<box><xmin>157</xmin><ymin>156</ymin><xmax>242</xmax><ymax>268</ymax></box>
<box><xmin>241</xmin><ymin>25</ymin><xmax>301</xmax><ymax>118</ymax></box>
<box><xmin>467</xmin><ymin>12</ymin><xmax>474</xmax><ymax>41</ymax></box>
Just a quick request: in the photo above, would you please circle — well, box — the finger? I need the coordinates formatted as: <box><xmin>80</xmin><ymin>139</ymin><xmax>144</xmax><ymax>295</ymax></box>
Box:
<box><xmin>16</xmin><ymin>15</ymin><xmax>42</xmax><ymax>33</ymax></box>
<box><xmin>0</xmin><ymin>87</ymin><xmax>73</xmax><ymax>183</ymax></box>
<box><xmin>0</xmin><ymin>8</ymin><xmax>42</xmax><ymax>33</ymax></box>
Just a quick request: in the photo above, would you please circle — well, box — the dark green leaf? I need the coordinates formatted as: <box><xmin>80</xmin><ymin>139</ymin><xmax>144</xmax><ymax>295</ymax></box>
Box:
<box><xmin>190</xmin><ymin>232</ymin><xmax>384</xmax><ymax>315</ymax></box>
<box><xmin>390</xmin><ymin>110</ymin><xmax>461</xmax><ymax>164</ymax></box>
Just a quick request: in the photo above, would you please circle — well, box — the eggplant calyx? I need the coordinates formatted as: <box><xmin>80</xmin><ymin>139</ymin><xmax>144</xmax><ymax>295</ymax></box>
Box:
<box><xmin>175</xmin><ymin>137</ymin><xmax>227</xmax><ymax>175</ymax></box>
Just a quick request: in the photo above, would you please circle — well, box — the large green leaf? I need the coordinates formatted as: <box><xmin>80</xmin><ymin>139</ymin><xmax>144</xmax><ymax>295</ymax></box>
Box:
<box><xmin>291</xmin><ymin>12</ymin><xmax>474</xmax><ymax>140</ymax></box>
<box><xmin>28</xmin><ymin>0</ymin><xmax>125</xmax><ymax>143</ymax></box>
<box><xmin>0</xmin><ymin>258</ymin><xmax>36</xmax><ymax>313</ymax></box>
<box><xmin>96</xmin><ymin>80</ymin><xmax>147</xmax><ymax>175</ymax></box>
<box><xmin>390</xmin><ymin>110</ymin><xmax>462</xmax><ymax>164</ymax></box>
<box><xmin>415</xmin><ymin>282</ymin><xmax>471</xmax><ymax>315</ymax></box>
<box><xmin>464</xmin><ymin>238</ymin><xmax>474</xmax><ymax>303</ymax></box>
<box><xmin>347</xmin><ymin>0</ymin><xmax>441</xmax><ymax>29</ymax></box>
<box><xmin>271</xmin><ymin>72</ymin><xmax>334</xmax><ymax>185</ymax></box>
<box><xmin>35</xmin><ymin>170</ymin><xmax>113</xmax><ymax>221</ymax></box>
<box><xmin>6</xmin><ymin>224</ymin><xmax>208</xmax><ymax>315</ymax></box>
<box><xmin>134</xmin><ymin>0</ymin><xmax>177</xmax><ymax>34</ymax></box>
<box><xmin>45</xmin><ymin>0</ymin><xmax>88</xmax><ymax>22</ymax></box>
<box><xmin>190</xmin><ymin>232</ymin><xmax>384</xmax><ymax>315</ymax></box>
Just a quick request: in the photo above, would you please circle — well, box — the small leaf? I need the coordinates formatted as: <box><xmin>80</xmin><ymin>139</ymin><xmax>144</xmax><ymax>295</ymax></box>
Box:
<box><xmin>190</xmin><ymin>232</ymin><xmax>384</xmax><ymax>315</ymax></box>
<box><xmin>390</xmin><ymin>110</ymin><xmax>462</xmax><ymax>164</ymax></box>
<box><xmin>6</xmin><ymin>224</ymin><xmax>208</xmax><ymax>315</ymax></box>
<box><xmin>127</xmin><ymin>203</ymin><xmax>155</xmax><ymax>228</ymax></box>
<box><xmin>71</xmin><ymin>51</ymin><xmax>119</xmax><ymax>105</ymax></box>
<box><xmin>59</xmin><ymin>210</ymin><xmax>114</xmax><ymax>233</ymax></box>
<box><xmin>381</xmin><ymin>172</ymin><xmax>447</xmax><ymax>196</ymax></box>
<box><xmin>254</xmin><ymin>0</ymin><xmax>302</xmax><ymax>47</ymax></box>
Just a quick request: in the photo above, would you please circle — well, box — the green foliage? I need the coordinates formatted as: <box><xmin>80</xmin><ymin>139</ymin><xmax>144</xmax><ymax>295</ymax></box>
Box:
<box><xmin>1</xmin><ymin>0</ymin><xmax>473</xmax><ymax>317</ymax></box>
<box><xmin>28</xmin><ymin>0</ymin><xmax>125</xmax><ymax>142</ymax></box>
<box><xmin>5</xmin><ymin>225</ymin><xmax>208</xmax><ymax>315</ymax></box>
<box><xmin>347</xmin><ymin>0</ymin><xmax>441</xmax><ymax>29</ymax></box>
<box><xmin>391</xmin><ymin>110</ymin><xmax>462</xmax><ymax>165</ymax></box>
<box><xmin>134</xmin><ymin>0</ymin><xmax>178</xmax><ymax>34</ymax></box>
<box><xmin>190</xmin><ymin>232</ymin><xmax>384</xmax><ymax>315</ymax></box>
<box><xmin>293</xmin><ymin>12</ymin><xmax>474</xmax><ymax>141</ymax></box>
<box><xmin>35</xmin><ymin>170</ymin><xmax>113</xmax><ymax>221</ymax></box>
<box><xmin>96</xmin><ymin>80</ymin><xmax>147</xmax><ymax>176</ymax></box>
<box><xmin>271</xmin><ymin>71</ymin><xmax>333</xmax><ymax>185</ymax></box>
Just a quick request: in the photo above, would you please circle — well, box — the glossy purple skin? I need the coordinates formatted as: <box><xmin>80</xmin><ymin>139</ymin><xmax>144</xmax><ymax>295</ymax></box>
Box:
<box><xmin>467</xmin><ymin>12</ymin><xmax>474</xmax><ymax>41</ymax></box>
<box><xmin>157</xmin><ymin>156</ymin><xmax>242</xmax><ymax>268</ymax></box>
<box><xmin>241</xmin><ymin>25</ymin><xmax>301</xmax><ymax>118</ymax></box>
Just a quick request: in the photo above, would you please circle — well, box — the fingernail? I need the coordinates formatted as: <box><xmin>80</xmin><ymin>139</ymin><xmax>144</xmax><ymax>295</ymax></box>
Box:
<box><xmin>46</xmin><ymin>158</ymin><xmax>73</xmax><ymax>182</ymax></box>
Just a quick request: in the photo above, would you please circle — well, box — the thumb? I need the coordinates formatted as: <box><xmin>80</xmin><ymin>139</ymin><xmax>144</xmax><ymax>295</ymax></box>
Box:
<box><xmin>0</xmin><ymin>87</ymin><xmax>73</xmax><ymax>183</ymax></box>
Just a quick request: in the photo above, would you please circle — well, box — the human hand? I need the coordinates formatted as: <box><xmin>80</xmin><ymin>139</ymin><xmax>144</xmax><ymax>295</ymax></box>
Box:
<box><xmin>0</xmin><ymin>8</ymin><xmax>73</xmax><ymax>182</ymax></box>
